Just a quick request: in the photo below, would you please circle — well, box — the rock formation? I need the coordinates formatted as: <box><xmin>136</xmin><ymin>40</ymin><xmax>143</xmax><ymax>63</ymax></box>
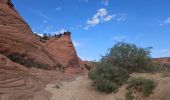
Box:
<box><xmin>41</xmin><ymin>32</ymin><xmax>83</xmax><ymax>74</ymax></box>
<box><xmin>0</xmin><ymin>0</ymin><xmax>83</xmax><ymax>74</ymax></box>
<box><xmin>0</xmin><ymin>1</ymin><xmax>84</xmax><ymax>99</ymax></box>
<box><xmin>0</xmin><ymin>0</ymin><xmax>57</xmax><ymax>69</ymax></box>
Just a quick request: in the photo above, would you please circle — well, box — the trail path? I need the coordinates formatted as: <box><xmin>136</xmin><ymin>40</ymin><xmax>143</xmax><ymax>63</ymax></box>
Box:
<box><xmin>45</xmin><ymin>75</ymin><xmax>116</xmax><ymax>100</ymax></box>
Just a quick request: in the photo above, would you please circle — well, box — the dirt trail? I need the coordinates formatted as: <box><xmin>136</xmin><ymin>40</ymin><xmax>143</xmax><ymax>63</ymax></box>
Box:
<box><xmin>45</xmin><ymin>75</ymin><xmax>116</xmax><ymax>100</ymax></box>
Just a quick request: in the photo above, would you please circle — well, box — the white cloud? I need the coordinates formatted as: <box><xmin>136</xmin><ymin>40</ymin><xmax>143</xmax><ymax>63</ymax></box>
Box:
<box><xmin>97</xmin><ymin>8</ymin><xmax>108</xmax><ymax>17</ymax></box>
<box><xmin>104</xmin><ymin>15</ymin><xmax>113</xmax><ymax>21</ymax></box>
<box><xmin>160</xmin><ymin>17</ymin><xmax>170</xmax><ymax>26</ymax></box>
<box><xmin>87</xmin><ymin>17</ymin><xmax>100</xmax><ymax>26</ymax></box>
<box><xmin>85</xmin><ymin>8</ymin><xmax>126</xmax><ymax>30</ymax></box>
<box><xmin>86</xmin><ymin>8</ymin><xmax>109</xmax><ymax>27</ymax></box>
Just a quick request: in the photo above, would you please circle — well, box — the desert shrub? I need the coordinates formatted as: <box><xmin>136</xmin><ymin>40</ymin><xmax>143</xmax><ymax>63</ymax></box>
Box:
<box><xmin>89</xmin><ymin>63</ymin><xmax>129</xmax><ymax>93</ymax></box>
<box><xmin>91</xmin><ymin>79</ymin><xmax>118</xmax><ymax>93</ymax></box>
<box><xmin>125</xmin><ymin>91</ymin><xmax>134</xmax><ymax>100</ymax></box>
<box><xmin>100</xmin><ymin>42</ymin><xmax>153</xmax><ymax>72</ymax></box>
<box><xmin>89</xmin><ymin>42</ymin><xmax>158</xmax><ymax>93</ymax></box>
<box><xmin>127</xmin><ymin>77</ymin><xmax>156</xmax><ymax>97</ymax></box>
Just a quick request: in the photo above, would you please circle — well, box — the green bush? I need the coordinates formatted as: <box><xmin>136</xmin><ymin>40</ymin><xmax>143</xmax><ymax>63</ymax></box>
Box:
<box><xmin>89</xmin><ymin>42</ymin><xmax>158</xmax><ymax>93</ymax></box>
<box><xmin>91</xmin><ymin>79</ymin><xmax>118</xmax><ymax>93</ymax></box>
<box><xmin>89</xmin><ymin>63</ymin><xmax>129</xmax><ymax>93</ymax></box>
<box><xmin>127</xmin><ymin>77</ymin><xmax>156</xmax><ymax>97</ymax></box>
<box><xmin>100</xmin><ymin>42</ymin><xmax>153</xmax><ymax>72</ymax></box>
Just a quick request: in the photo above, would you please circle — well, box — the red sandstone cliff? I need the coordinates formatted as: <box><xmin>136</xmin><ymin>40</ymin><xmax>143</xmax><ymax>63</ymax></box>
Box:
<box><xmin>0</xmin><ymin>1</ymin><xmax>83</xmax><ymax>99</ymax></box>
<box><xmin>0</xmin><ymin>0</ymin><xmax>83</xmax><ymax>74</ymax></box>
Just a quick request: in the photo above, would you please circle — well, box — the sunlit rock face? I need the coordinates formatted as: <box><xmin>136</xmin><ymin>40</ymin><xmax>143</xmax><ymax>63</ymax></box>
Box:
<box><xmin>42</xmin><ymin>32</ymin><xmax>83</xmax><ymax>74</ymax></box>
<box><xmin>0</xmin><ymin>0</ymin><xmax>84</xmax><ymax>72</ymax></box>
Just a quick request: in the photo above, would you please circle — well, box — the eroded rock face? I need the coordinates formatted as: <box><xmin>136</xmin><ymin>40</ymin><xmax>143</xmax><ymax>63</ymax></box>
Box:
<box><xmin>0</xmin><ymin>1</ymin><xmax>83</xmax><ymax>100</ymax></box>
<box><xmin>0</xmin><ymin>0</ymin><xmax>83</xmax><ymax>73</ymax></box>
<box><xmin>42</xmin><ymin>32</ymin><xmax>83</xmax><ymax>74</ymax></box>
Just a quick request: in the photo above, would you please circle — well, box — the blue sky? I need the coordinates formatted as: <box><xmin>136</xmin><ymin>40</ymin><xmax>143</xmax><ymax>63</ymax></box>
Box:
<box><xmin>13</xmin><ymin>0</ymin><xmax>170</xmax><ymax>61</ymax></box>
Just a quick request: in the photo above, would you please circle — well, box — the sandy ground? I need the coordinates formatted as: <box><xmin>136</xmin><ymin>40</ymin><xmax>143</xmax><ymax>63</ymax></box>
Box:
<box><xmin>45</xmin><ymin>73</ymin><xmax>170</xmax><ymax>100</ymax></box>
<box><xmin>45</xmin><ymin>75</ymin><xmax>116</xmax><ymax>100</ymax></box>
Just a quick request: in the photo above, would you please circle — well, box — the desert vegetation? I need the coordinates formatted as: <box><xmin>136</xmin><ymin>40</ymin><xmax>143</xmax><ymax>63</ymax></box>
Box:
<box><xmin>126</xmin><ymin>77</ymin><xmax>156</xmax><ymax>99</ymax></box>
<box><xmin>89</xmin><ymin>42</ymin><xmax>159</xmax><ymax>97</ymax></box>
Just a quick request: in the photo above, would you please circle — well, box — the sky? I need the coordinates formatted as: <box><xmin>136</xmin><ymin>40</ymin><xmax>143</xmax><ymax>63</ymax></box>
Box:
<box><xmin>13</xmin><ymin>0</ymin><xmax>170</xmax><ymax>61</ymax></box>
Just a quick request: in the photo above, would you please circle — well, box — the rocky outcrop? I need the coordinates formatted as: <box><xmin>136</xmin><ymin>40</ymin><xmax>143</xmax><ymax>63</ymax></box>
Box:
<box><xmin>0</xmin><ymin>0</ymin><xmax>83</xmax><ymax>74</ymax></box>
<box><xmin>0</xmin><ymin>1</ymin><xmax>83</xmax><ymax>100</ymax></box>
<box><xmin>41</xmin><ymin>32</ymin><xmax>83</xmax><ymax>74</ymax></box>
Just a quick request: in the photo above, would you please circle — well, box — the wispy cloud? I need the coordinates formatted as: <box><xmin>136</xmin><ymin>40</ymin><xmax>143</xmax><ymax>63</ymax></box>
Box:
<box><xmin>160</xmin><ymin>17</ymin><xmax>170</xmax><ymax>26</ymax></box>
<box><xmin>85</xmin><ymin>8</ymin><xmax>126</xmax><ymax>30</ymax></box>
<box><xmin>104</xmin><ymin>15</ymin><xmax>113</xmax><ymax>21</ymax></box>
